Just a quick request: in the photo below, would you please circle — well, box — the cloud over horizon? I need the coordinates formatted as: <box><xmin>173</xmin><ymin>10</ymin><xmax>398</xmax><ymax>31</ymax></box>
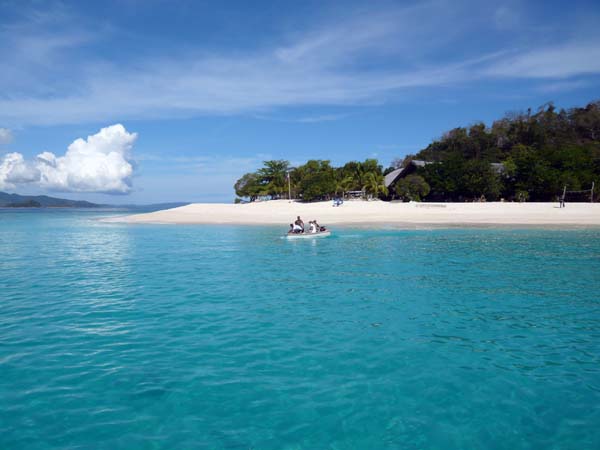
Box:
<box><xmin>0</xmin><ymin>124</ymin><xmax>137</xmax><ymax>194</ymax></box>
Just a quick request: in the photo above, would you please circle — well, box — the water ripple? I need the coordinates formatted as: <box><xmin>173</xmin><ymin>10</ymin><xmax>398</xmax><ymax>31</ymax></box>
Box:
<box><xmin>1</xmin><ymin>212</ymin><xmax>600</xmax><ymax>449</ymax></box>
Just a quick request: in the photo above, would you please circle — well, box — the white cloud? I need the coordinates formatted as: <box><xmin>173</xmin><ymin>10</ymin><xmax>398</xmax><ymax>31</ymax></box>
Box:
<box><xmin>484</xmin><ymin>42</ymin><xmax>600</xmax><ymax>78</ymax></box>
<box><xmin>0</xmin><ymin>128</ymin><xmax>13</xmax><ymax>144</ymax></box>
<box><xmin>0</xmin><ymin>124</ymin><xmax>137</xmax><ymax>194</ymax></box>
<box><xmin>0</xmin><ymin>1</ymin><xmax>495</xmax><ymax>126</ymax></box>
<box><xmin>536</xmin><ymin>79</ymin><xmax>592</xmax><ymax>93</ymax></box>
<box><xmin>0</xmin><ymin>54</ymin><xmax>489</xmax><ymax>126</ymax></box>
<box><xmin>252</xmin><ymin>113</ymin><xmax>349</xmax><ymax>123</ymax></box>
<box><xmin>0</xmin><ymin>2</ymin><xmax>599</xmax><ymax>126</ymax></box>
<box><xmin>0</xmin><ymin>152</ymin><xmax>39</xmax><ymax>190</ymax></box>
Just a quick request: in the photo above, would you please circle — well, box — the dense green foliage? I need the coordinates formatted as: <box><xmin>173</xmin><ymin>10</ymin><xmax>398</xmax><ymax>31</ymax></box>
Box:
<box><xmin>234</xmin><ymin>159</ymin><xmax>386</xmax><ymax>202</ymax></box>
<box><xmin>234</xmin><ymin>101</ymin><xmax>600</xmax><ymax>202</ymax></box>
<box><xmin>395</xmin><ymin>175</ymin><xmax>430</xmax><ymax>201</ymax></box>
<box><xmin>412</xmin><ymin>101</ymin><xmax>600</xmax><ymax>201</ymax></box>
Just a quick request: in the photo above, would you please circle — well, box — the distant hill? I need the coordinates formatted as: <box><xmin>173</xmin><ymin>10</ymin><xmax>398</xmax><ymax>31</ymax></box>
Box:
<box><xmin>0</xmin><ymin>192</ymin><xmax>191</xmax><ymax>210</ymax></box>
<box><xmin>0</xmin><ymin>192</ymin><xmax>101</xmax><ymax>208</ymax></box>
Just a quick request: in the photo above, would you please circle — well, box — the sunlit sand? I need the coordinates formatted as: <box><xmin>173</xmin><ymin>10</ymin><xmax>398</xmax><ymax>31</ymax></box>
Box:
<box><xmin>106</xmin><ymin>200</ymin><xmax>600</xmax><ymax>226</ymax></box>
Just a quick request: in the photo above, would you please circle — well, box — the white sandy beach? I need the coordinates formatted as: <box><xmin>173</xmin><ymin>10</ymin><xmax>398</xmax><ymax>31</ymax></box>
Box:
<box><xmin>106</xmin><ymin>200</ymin><xmax>600</xmax><ymax>226</ymax></box>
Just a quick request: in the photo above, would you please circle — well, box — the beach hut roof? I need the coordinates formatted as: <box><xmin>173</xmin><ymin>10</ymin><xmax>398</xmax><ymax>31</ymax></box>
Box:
<box><xmin>384</xmin><ymin>160</ymin><xmax>432</xmax><ymax>187</ymax></box>
<box><xmin>385</xmin><ymin>160</ymin><xmax>505</xmax><ymax>188</ymax></box>
<box><xmin>384</xmin><ymin>168</ymin><xmax>405</xmax><ymax>188</ymax></box>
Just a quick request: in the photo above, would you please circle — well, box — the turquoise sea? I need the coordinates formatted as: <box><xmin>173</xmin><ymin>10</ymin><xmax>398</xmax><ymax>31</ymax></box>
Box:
<box><xmin>1</xmin><ymin>209</ymin><xmax>600</xmax><ymax>449</ymax></box>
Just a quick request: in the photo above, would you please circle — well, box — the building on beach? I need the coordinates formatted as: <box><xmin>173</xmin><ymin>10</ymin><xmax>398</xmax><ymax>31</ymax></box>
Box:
<box><xmin>384</xmin><ymin>160</ymin><xmax>432</xmax><ymax>190</ymax></box>
<box><xmin>384</xmin><ymin>160</ymin><xmax>505</xmax><ymax>190</ymax></box>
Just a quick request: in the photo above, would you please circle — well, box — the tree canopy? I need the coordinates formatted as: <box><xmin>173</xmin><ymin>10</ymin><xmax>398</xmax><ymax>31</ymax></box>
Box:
<box><xmin>411</xmin><ymin>100</ymin><xmax>600</xmax><ymax>201</ymax></box>
<box><xmin>234</xmin><ymin>100</ymin><xmax>600</xmax><ymax>202</ymax></box>
<box><xmin>234</xmin><ymin>159</ymin><xmax>385</xmax><ymax>202</ymax></box>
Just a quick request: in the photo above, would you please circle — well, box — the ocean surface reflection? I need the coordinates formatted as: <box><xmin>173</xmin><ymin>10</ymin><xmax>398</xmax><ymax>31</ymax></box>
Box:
<box><xmin>1</xmin><ymin>210</ymin><xmax>599</xmax><ymax>449</ymax></box>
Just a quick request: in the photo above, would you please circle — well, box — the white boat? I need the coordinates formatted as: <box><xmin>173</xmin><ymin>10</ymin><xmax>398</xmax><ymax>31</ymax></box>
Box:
<box><xmin>285</xmin><ymin>230</ymin><xmax>331</xmax><ymax>239</ymax></box>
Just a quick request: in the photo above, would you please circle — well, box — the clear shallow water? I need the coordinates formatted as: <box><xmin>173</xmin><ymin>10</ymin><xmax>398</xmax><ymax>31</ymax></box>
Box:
<box><xmin>1</xmin><ymin>209</ymin><xmax>600</xmax><ymax>450</ymax></box>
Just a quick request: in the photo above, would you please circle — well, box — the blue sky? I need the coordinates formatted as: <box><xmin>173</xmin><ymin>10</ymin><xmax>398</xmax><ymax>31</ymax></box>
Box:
<box><xmin>0</xmin><ymin>0</ymin><xmax>599</xmax><ymax>203</ymax></box>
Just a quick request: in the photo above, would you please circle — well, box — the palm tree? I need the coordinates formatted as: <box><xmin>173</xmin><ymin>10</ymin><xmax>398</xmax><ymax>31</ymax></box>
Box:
<box><xmin>362</xmin><ymin>172</ymin><xmax>388</xmax><ymax>199</ymax></box>
<box><xmin>334</xmin><ymin>174</ymin><xmax>354</xmax><ymax>197</ymax></box>
<box><xmin>257</xmin><ymin>160</ymin><xmax>290</xmax><ymax>199</ymax></box>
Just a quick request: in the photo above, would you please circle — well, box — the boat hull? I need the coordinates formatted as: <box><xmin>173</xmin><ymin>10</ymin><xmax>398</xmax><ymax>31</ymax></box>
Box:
<box><xmin>285</xmin><ymin>231</ymin><xmax>331</xmax><ymax>239</ymax></box>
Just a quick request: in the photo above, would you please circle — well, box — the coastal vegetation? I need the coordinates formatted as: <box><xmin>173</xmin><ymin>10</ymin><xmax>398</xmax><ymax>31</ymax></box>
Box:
<box><xmin>235</xmin><ymin>159</ymin><xmax>387</xmax><ymax>202</ymax></box>
<box><xmin>234</xmin><ymin>100</ymin><xmax>600</xmax><ymax>202</ymax></box>
<box><xmin>404</xmin><ymin>100</ymin><xmax>600</xmax><ymax>201</ymax></box>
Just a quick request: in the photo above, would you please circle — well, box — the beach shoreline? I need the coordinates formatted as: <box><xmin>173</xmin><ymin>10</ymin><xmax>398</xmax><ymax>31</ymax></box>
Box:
<box><xmin>103</xmin><ymin>200</ymin><xmax>600</xmax><ymax>227</ymax></box>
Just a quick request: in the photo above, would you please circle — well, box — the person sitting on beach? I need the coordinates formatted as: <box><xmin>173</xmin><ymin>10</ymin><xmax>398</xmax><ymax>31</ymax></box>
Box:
<box><xmin>294</xmin><ymin>216</ymin><xmax>304</xmax><ymax>232</ymax></box>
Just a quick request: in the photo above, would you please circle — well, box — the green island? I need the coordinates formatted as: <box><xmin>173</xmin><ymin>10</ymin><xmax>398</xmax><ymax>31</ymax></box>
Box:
<box><xmin>235</xmin><ymin>100</ymin><xmax>600</xmax><ymax>203</ymax></box>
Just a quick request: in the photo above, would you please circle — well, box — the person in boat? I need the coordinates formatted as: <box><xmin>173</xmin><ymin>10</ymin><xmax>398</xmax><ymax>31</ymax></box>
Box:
<box><xmin>294</xmin><ymin>216</ymin><xmax>304</xmax><ymax>233</ymax></box>
<box><xmin>308</xmin><ymin>220</ymin><xmax>317</xmax><ymax>233</ymax></box>
<box><xmin>313</xmin><ymin>220</ymin><xmax>326</xmax><ymax>232</ymax></box>
<box><xmin>288</xmin><ymin>224</ymin><xmax>295</xmax><ymax>234</ymax></box>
